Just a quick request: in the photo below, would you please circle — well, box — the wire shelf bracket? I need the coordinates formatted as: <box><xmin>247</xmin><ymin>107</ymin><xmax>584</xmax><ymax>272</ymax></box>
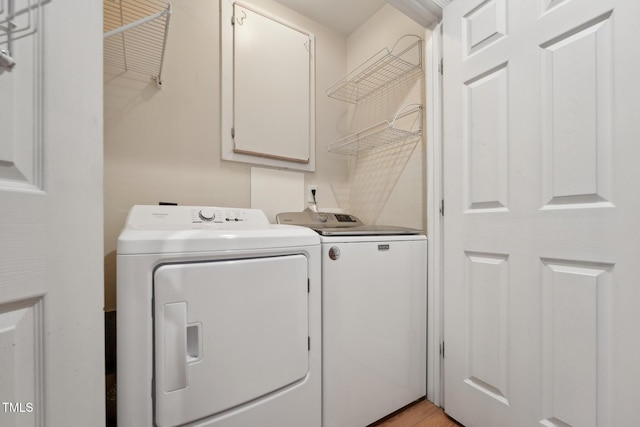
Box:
<box><xmin>103</xmin><ymin>0</ymin><xmax>172</xmax><ymax>89</ymax></box>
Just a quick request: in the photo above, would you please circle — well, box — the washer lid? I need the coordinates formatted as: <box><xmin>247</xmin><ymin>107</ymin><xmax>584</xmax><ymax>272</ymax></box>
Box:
<box><xmin>314</xmin><ymin>225</ymin><xmax>423</xmax><ymax>236</ymax></box>
<box><xmin>117</xmin><ymin>205</ymin><xmax>319</xmax><ymax>254</ymax></box>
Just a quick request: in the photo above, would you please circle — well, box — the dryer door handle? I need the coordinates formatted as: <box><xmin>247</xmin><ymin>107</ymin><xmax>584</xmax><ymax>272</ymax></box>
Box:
<box><xmin>187</xmin><ymin>322</ymin><xmax>202</xmax><ymax>364</ymax></box>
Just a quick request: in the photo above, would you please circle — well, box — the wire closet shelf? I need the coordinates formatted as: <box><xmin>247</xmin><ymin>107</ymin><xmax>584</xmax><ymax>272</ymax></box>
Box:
<box><xmin>325</xmin><ymin>34</ymin><xmax>422</xmax><ymax>104</ymax></box>
<box><xmin>103</xmin><ymin>0</ymin><xmax>171</xmax><ymax>88</ymax></box>
<box><xmin>327</xmin><ymin>104</ymin><xmax>422</xmax><ymax>157</ymax></box>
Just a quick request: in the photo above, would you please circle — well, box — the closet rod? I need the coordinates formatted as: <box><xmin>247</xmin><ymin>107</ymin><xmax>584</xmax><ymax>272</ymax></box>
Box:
<box><xmin>103</xmin><ymin>6</ymin><xmax>170</xmax><ymax>39</ymax></box>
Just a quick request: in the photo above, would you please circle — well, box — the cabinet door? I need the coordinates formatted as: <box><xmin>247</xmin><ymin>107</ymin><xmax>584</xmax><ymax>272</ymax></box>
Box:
<box><xmin>221</xmin><ymin>0</ymin><xmax>316</xmax><ymax>171</ymax></box>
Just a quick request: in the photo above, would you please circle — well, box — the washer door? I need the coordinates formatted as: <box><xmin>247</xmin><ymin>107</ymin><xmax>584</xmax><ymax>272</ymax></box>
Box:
<box><xmin>153</xmin><ymin>255</ymin><xmax>309</xmax><ymax>427</ymax></box>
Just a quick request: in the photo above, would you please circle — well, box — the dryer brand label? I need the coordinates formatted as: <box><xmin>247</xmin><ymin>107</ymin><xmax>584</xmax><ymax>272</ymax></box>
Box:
<box><xmin>378</xmin><ymin>244</ymin><xmax>390</xmax><ymax>251</ymax></box>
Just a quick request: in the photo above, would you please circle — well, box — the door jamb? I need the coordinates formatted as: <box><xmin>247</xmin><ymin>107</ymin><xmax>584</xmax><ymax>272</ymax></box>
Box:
<box><xmin>426</xmin><ymin>22</ymin><xmax>444</xmax><ymax>407</ymax></box>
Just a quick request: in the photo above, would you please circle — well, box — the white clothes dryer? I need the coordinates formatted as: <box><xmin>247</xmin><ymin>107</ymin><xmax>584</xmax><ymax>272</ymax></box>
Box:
<box><xmin>117</xmin><ymin>205</ymin><xmax>321</xmax><ymax>427</ymax></box>
<box><xmin>277</xmin><ymin>211</ymin><xmax>427</xmax><ymax>427</ymax></box>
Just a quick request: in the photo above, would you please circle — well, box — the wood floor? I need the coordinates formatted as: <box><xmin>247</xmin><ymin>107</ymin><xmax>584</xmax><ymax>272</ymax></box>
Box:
<box><xmin>371</xmin><ymin>399</ymin><xmax>464</xmax><ymax>427</ymax></box>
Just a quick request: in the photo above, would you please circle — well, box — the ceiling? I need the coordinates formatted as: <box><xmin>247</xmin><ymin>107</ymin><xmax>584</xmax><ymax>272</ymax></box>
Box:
<box><xmin>273</xmin><ymin>0</ymin><xmax>446</xmax><ymax>35</ymax></box>
<box><xmin>273</xmin><ymin>0</ymin><xmax>388</xmax><ymax>35</ymax></box>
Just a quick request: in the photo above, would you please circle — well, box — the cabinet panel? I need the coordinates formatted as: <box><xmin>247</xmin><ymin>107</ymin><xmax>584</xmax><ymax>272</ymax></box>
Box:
<box><xmin>221</xmin><ymin>0</ymin><xmax>315</xmax><ymax>171</ymax></box>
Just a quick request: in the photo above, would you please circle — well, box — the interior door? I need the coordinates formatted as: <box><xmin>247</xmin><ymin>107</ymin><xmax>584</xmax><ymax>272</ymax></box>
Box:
<box><xmin>443</xmin><ymin>0</ymin><xmax>640</xmax><ymax>426</ymax></box>
<box><xmin>0</xmin><ymin>1</ymin><xmax>104</xmax><ymax>425</ymax></box>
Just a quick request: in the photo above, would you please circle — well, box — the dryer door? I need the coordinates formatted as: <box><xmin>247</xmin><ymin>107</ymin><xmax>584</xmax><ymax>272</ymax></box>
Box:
<box><xmin>153</xmin><ymin>254</ymin><xmax>309</xmax><ymax>427</ymax></box>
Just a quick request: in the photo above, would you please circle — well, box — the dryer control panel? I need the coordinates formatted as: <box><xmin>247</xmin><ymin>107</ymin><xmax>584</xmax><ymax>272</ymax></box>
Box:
<box><xmin>126</xmin><ymin>205</ymin><xmax>270</xmax><ymax>229</ymax></box>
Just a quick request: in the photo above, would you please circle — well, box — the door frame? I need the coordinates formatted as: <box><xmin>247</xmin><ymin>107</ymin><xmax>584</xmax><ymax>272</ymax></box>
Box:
<box><xmin>425</xmin><ymin>22</ymin><xmax>444</xmax><ymax>407</ymax></box>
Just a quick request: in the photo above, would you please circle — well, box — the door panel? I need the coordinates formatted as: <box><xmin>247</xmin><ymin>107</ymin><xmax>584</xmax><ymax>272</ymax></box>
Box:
<box><xmin>463</xmin><ymin>251</ymin><xmax>509</xmax><ymax>405</ymax></box>
<box><xmin>0</xmin><ymin>298</ymin><xmax>43</xmax><ymax>426</ymax></box>
<box><xmin>443</xmin><ymin>0</ymin><xmax>640</xmax><ymax>426</ymax></box>
<box><xmin>540</xmin><ymin>13</ymin><xmax>613</xmax><ymax>208</ymax></box>
<box><xmin>463</xmin><ymin>63</ymin><xmax>509</xmax><ymax>212</ymax></box>
<box><xmin>539</xmin><ymin>259</ymin><xmax>613</xmax><ymax>427</ymax></box>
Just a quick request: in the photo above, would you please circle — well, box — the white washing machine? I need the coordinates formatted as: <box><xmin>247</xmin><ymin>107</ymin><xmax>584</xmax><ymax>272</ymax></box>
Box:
<box><xmin>277</xmin><ymin>211</ymin><xmax>427</xmax><ymax>427</ymax></box>
<box><xmin>117</xmin><ymin>205</ymin><xmax>321</xmax><ymax>427</ymax></box>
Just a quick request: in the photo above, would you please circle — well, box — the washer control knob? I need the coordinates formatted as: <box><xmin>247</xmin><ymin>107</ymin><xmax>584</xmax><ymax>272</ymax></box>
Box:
<box><xmin>199</xmin><ymin>208</ymin><xmax>216</xmax><ymax>221</ymax></box>
<box><xmin>317</xmin><ymin>213</ymin><xmax>328</xmax><ymax>223</ymax></box>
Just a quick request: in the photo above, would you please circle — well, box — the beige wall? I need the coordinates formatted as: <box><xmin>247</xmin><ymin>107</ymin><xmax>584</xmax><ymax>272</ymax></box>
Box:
<box><xmin>104</xmin><ymin>1</ymin><xmax>429</xmax><ymax>310</ymax></box>
<box><xmin>104</xmin><ymin>0</ymin><xmax>349</xmax><ymax>309</ymax></box>
<box><xmin>345</xmin><ymin>5</ymin><xmax>431</xmax><ymax>230</ymax></box>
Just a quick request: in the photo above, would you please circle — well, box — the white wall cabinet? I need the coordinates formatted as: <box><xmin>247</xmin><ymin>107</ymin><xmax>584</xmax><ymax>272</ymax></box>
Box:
<box><xmin>221</xmin><ymin>0</ymin><xmax>316</xmax><ymax>171</ymax></box>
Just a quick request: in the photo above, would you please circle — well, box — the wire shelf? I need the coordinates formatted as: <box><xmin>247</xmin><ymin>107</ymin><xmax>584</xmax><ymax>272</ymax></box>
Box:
<box><xmin>326</xmin><ymin>34</ymin><xmax>422</xmax><ymax>104</ymax></box>
<box><xmin>328</xmin><ymin>105</ymin><xmax>422</xmax><ymax>157</ymax></box>
<box><xmin>103</xmin><ymin>0</ymin><xmax>171</xmax><ymax>88</ymax></box>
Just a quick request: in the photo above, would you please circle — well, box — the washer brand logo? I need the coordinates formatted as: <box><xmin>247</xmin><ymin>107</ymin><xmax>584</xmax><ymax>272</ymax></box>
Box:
<box><xmin>378</xmin><ymin>244</ymin><xmax>390</xmax><ymax>251</ymax></box>
<box><xmin>2</xmin><ymin>402</ymin><xmax>34</xmax><ymax>413</ymax></box>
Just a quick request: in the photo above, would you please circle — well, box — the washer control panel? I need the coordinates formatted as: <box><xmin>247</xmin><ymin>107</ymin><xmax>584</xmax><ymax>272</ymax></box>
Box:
<box><xmin>276</xmin><ymin>211</ymin><xmax>364</xmax><ymax>228</ymax></box>
<box><xmin>127</xmin><ymin>205</ymin><xmax>270</xmax><ymax>229</ymax></box>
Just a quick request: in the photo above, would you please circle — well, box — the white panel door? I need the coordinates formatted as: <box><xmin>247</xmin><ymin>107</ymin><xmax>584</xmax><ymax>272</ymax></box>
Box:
<box><xmin>0</xmin><ymin>1</ymin><xmax>103</xmax><ymax>426</ymax></box>
<box><xmin>443</xmin><ymin>0</ymin><xmax>640</xmax><ymax>426</ymax></box>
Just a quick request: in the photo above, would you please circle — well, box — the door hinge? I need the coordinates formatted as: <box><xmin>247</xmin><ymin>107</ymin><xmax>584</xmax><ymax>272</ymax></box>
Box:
<box><xmin>439</xmin><ymin>58</ymin><xmax>443</xmax><ymax>75</ymax></box>
<box><xmin>440</xmin><ymin>199</ymin><xmax>445</xmax><ymax>217</ymax></box>
<box><xmin>440</xmin><ymin>341</ymin><xmax>445</xmax><ymax>358</ymax></box>
<box><xmin>308</xmin><ymin>278</ymin><xmax>310</xmax><ymax>293</ymax></box>
<box><xmin>308</xmin><ymin>336</ymin><xmax>311</xmax><ymax>351</ymax></box>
